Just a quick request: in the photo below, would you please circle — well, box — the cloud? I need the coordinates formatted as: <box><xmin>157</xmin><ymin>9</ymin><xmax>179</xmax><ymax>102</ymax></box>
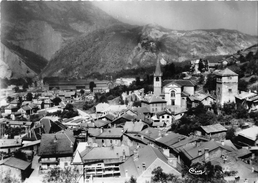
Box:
<box><xmin>93</xmin><ymin>1</ymin><xmax>258</xmax><ymax>36</ymax></box>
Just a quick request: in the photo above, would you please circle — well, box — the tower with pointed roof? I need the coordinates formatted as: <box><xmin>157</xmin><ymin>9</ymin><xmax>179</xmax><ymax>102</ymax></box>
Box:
<box><xmin>215</xmin><ymin>68</ymin><xmax>238</xmax><ymax>105</ymax></box>
<box><xmin>153</xmin><ymin>57</ymin><xmax>163</xmax><ymax>96</ymax></box>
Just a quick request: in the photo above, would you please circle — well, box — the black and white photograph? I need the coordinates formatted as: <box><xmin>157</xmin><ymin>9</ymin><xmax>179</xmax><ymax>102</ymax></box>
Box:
<box><xmin>0</xmin><ymin>1</ymin><xmax>258</xmax><ymax>183</ymax></box>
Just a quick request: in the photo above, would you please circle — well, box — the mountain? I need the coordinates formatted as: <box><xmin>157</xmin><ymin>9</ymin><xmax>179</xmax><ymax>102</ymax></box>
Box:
<box><xmin>1</xmin><ymin>2</ymin><xmax>257</xmax><ymax>80</ymax></box>
<box><xmin>41</xmin><ymin>24</ymin><xmax>258</xmax><ymax>79</ymax></box>
<box><xmin>1</xmin><ymin>1</ymin><xmax>119</xmax><ymax>79</ymax></box>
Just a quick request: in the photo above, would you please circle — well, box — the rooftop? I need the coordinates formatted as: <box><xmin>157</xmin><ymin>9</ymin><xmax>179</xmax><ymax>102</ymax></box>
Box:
<box><xmin>200</xmin><ymin>123</ymin><xmax>227</xmax><ymax>134</ymax></box>
<box><xmin>0</xmin><ymin>157</ymin><xmax>31</xmax><ymax>170</ymax></box>
<box><xmin>236</xmin><ymin>125</ymin><xmax>258</xmax><ymax>141</ymax></box>
<box><xmin>214</xmin><ymin>68</ymin><xmax>238</xmax><ymax>76</ymax></box>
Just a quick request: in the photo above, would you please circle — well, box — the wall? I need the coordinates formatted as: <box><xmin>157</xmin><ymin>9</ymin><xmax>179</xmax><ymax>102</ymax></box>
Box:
<box><xmin>183</xmin><ymin>86</ymin><xmax>195</xmax><ymax>96</ymax></box>
<box><xmin>216</xmin><ymin>75</ymin><xmax>238</xmax><ymax>105</ymax></box>
<box><xmin>164</xmin><ymin>84</ymin><xmax>182</xmax><ymax>106</ymax></box>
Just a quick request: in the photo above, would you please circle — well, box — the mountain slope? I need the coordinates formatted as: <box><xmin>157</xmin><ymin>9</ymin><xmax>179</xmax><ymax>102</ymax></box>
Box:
<box><xmin>41</xmin><ymin>24</ymin><xmax>258</xmax><ymax>79</ymax></box>
<box><xmin>1</xmin><ymin>1</ymin><xmax>120</xmax><ymax>79</ymax></box>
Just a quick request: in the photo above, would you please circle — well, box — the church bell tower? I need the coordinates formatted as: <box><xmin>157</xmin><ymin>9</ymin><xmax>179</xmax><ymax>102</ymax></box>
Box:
<box><xmin>153</xmin><ymin>57</ymin><xmax>163</xmax><ymax>96</ymax></box>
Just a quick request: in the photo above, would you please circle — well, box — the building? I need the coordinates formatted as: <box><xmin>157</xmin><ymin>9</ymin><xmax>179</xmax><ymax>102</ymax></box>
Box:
<box><xmin>72</xmin><ymin>145</ymin><xmax>131</xmax><ymax>179</ymax></box>
<box><xmin>120</xmin><ymin>145</ymin><xmax>181</xmax><ymax>183</ymax></box>
<box><xmin>38</xmin><ymin>130</ymin><xmax>75</xmax><ymax>171</ymax></box>
<box><xmin>199</xmin><ymin>123</ymin><xmax>227</xmax><ymax>141</ymax></box>
<box><xmin>215</xmin><ymin>68</ymin><xmax>238</xmax><ymax>106</ymax></box>
<box><xmin>163</xmin><ymin>79</ymin><xmax>196</xmax><ymax>108</ymax></box>
<box><xmin>0</xmin><ymin>157</ymin><xmax>32</xmax><ymax>181</ymax></box>
<box><xmin>141</xmin><ymin>95</ymin><xmax>166</xmax><ymax>114</ymax></box>
<box><xmin>153</xmin><ymin>57</ymin><xmax>163</xmax><ymax>96</ymax></box>
<box><xmin>235</xmin><ymin>125</ymin><xmax>258</xmax><ymax>147</ymax></box>
<box><xmin>95</xmin><ymin>128</ymin><xmax>124</xmax><ymax>147</ymax></box>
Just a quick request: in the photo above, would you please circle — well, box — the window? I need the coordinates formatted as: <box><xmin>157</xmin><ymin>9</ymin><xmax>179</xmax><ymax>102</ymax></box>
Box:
<box><xmin>142</xmin><ymin>163</ymin><xmax>146</xmax><ymax>170</ymax></box>
<box><xmin>228</xmin><ymin>89</ymin><xmax>232</xmax><ymax>93</ymax></box>
<box><xmin>156</xmin><ymin>77</ymin><xmax>159</xmax><ymax>81</ymax></box>
<box><xmin>171</xmin><ymin>99</ymin><xmax>175</xmax><ymax>106</ymax></box>
<box><xmin>64</xmin><ymin>162</ymin><xmax>68</xmax><ymax>166</ymax></box>
<box><xmin>228</xmin><ymin>76</ymin><xmax>232</xmax><ymax>80</ymax></box>
<box><xmin>167</xmin><ymin>116</ymin><xmax>170</xmax><ymax>119</ymax></box>
<box><xmin>171</xmin><ymin>91</ymin><xmax>175</xmax><ymax>97</ymax></box>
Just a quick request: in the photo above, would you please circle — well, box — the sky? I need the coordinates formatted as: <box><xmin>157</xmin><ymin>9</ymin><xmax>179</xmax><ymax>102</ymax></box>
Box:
<box><xmin>93</xmin><ymin>1</ymin><xmax>258</xmax><ymax>36</ymax></box>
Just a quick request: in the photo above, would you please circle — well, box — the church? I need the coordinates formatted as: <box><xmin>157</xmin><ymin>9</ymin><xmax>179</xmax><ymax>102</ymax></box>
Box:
<box><xmin>152</xmin><ymin>57</ymin><xmax>198</xmax><ymax>110</ymax></box>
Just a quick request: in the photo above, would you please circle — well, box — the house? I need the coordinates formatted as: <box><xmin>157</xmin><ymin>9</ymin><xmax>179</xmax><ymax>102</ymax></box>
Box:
<box><xmin>199</xmin><ymin>123</ymin><xmax>227</xmax><ymax>140</ymax></box>
<box><xmin>0</xmin><ymin>138</ymin><xmax>22</xmax><ymax>153</ymax></box>
<box><xmin>95</xmin><ymin>128</ymin><xmax>124</xmax><ymax>147</ymax></box>
<box><xmin>119</xmin><ymin>145</ymin><xmax>181</xmax><ymax>183</ymax></box>
<box><xmin>180</xmin><ymin>141</ymin><xmax>234</xmax><ymax>166</ymax></box>
<box><xmin>215</xmin><ymin>68</ymin><xmax>238</xmax><ymax>106</ymax></box>
<box><xmin>38</xmin><ymin>130</ymin><xmax>76</xmax><ymax>171</ymax></box>
<box><xmin>235</xmin><ymin>91</ymin><xmax>258</xmax><ymax>112</ymax></box>
<box><xmin>155</xmin><ymin>132</ymin><xmax>187</xmax><ymax>150</ymax></box>
<box><xmin>170</xmin><ymin>136</ymin><xmax>209</xmax><ymax>156</ymax></box>
<box><xmin>72</xmin><ymin>145</ymin><xmax>131</xmax><ymax>180</ymax></box>
<box><xmin>0</xmin><ymin>157</ymin><xmax>32</xmax><ymax>181</ymax></box>
<box><xmin>156</xmin><ymin>110</ymin><xmax>173</xmax><ymax>127</ymax></box>
<box><xmin>187</xmin><ymin>92</ymin><xmax>215</xmax><ymax>108</ymax></box>
<box><xmin>40</xmin><ymin>117</ymin><xmax>67</xmax><ymax>134</ymax></box>
<box><xmin>111</xmin><ymin>113</ymin><xmax>138</xmax><ymax>128</ymax></box>
<box><xmin>4</xmin><ymin>104</ymin><xmax>18</xmax><ymax>114</ymax></box>
<box><xmin>141</xmin><ymin>95</ymin><xmax>167</xmax><ymax>114</ymax></box>
<box><xmin>123</xmin><ymin>121</ymin><xmax>148</xmax><ymax>133</ymax></box>
<box><xmin>235</xmin><ymin>125</ymin><xmax>258</xmax><ymax>147</ymax></box>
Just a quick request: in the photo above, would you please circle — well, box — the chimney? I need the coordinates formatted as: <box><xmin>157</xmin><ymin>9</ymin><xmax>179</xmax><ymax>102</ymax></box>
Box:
<box><xmin>168</xmin><ymin>157</ymin><xmax>177</xmax><ymax>168</ymax></box>
<box><xmin>198</xmin><ymin>149</ymin><xmax>202</xmax><ymax>156</ymax></box>
<box><xmin>100</xmin><ymin>128</ymin><xmax>103</xmax><ymax>133</ymax></box>
<box><xmin>163</xmin><ymin>149</ymin><xmax>170</xmax><ymax>157</ymax></box>
<box><xmin>133</xmin><ymin>149</ymin><xmax>139</xmax><ymax>161</ymax></box>
<box><xmin>204</xmin><ymin>148</ymin><xmax>210</xmax><ymax>162</ymax></box>
<box><xmin>221</xmin><ymin>140</ymin><xmax>225</xmax><ymax>146</ymax></box>
<box><xmin>122</xmin><ymin>149</ymin><xmax>126</xmax><ymax>161</ymax></box>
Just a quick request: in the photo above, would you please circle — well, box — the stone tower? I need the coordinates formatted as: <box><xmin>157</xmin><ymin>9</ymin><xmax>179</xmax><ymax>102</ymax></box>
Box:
<box><xmin>153</xmin><ymin>57</ymin><xmax>163</xmax><ymax>96</ymax></box>
<box><xmin>215</xmin><ymin>68</ymin><xmax>238</xmax><ymax>106</ymax></box>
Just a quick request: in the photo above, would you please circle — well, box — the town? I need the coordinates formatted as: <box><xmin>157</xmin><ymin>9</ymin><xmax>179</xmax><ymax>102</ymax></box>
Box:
<box><xmin>0</xmin><ymin>54</ymin><xmax>258</xmax><ymax>183</ymax></box>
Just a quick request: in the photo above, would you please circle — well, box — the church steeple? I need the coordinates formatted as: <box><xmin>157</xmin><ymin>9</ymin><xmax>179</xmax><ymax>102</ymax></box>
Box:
<box><xmin>154</xmin><ymin>56</ymin><xmax>163</xmax><ymax>77</ymax></box>
<box><xmin>153</xmin><ymin>57</ymin><xmax>162</xmax><ymax>96</ymax></box>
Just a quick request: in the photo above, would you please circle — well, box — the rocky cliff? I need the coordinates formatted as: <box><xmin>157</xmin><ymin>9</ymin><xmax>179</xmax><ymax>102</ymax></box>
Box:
<box><xmin>41</xmin><ymin>24</ymin><xmax>257</xmax><ymax>79</ymax></box>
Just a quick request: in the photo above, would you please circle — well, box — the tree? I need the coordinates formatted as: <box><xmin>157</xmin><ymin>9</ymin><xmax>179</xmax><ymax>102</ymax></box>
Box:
<box><xmin>89</xmin><ymin>81</ymin><xmax>96</xmax><ymax>92</ymax></box>
<box><xmin>238</xmin><ymin>79</ymin><xmax>248</xmax><ymax>91</ymax></box>
<box><xmin>203</xmin><ymin>74</ymin><xmax>216</xmax><ymax>93</ymax></box>
<box><xmin>125</xmin><ymin>176</ymin><xmax>137</xmax><ymax>183</ymax></box>
<box><xmin>0</xmin><ymin>170</ymin><xmax>22</xmax><ymax>183</ymax></box>
<box><xmin>13</xmin><ymin>86</ymin><xmax>19</xmax><ymax>93</ymax></box>
<box><xmin>225</xmin><ymin>128</ymin><xmax>236</xmax><ymax>141</ymax></box>
<box><xmin>151</xmin><ymin>166</ymin><xmax>179</xmax><ymax>183</ymax></box>
<box><xmin>79</xmin><ymin>89</ymin><xmax>85</xmax><ymax>95</ymax></box>
<box><xmin>43</xmin><ymin>167</ymin><xmax>80</xmax><ymax>183</ymax></box>
<box><xmin>26</xmin><ymin>92</ymin><xmax>33</xmax><ymax>101</ymax></box>
<box><xmin>222</xmin><ymin>102</ymin><xmax>236</xmax><ymax>115</ymax></box>
<box><xmin>52</xmin><ymin>97</ymin><xmax>62</xmax><ymax>106</ymax></box>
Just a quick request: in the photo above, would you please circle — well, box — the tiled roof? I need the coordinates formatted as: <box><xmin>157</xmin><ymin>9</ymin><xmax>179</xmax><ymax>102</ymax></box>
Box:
<box><xmin>156</xmin><ymin>132</ymin><xmax>186</xmax><ymax>146</ymax></box>
<box><xmin>140</xmin><ymin>128</ymin><xmax>166</xmax><ymax>140</ymax></box>
<box><xmin>0</xmin><ymin>138</ymin><xmax>22</xmax><ymax>148</ymax></box>
<box><xmin>120</xmin><ymin>145</ymin><xmax>179</xmax><ymax>178</ymax></box>
<box><xmin>215</xmin><ymin>68</ymin><xmax>238</xmax><ymax>76</ymax></box>
<box><xmin>170</xmin><ymin>136</ymin><xmax>209</xmax><ymax>153</ymax></box>
<box><xmin>163</xmin><ymin>79</ymin><xmax>196</xmax><ymax>87</ymax></box>
<box><xmin>0</xmin><ymin>157</ymin><xmax>31</xmax><ymax>170</ymax></box>
<box><xmin>80</xmin><ymin>146</ymin><xmax>131</xmax><ymax>162</ymax></box>
<box><xmin>97</xmin><ymin>128</ymin><xmax>123</xmax><ymax>138</ymax></box>
<box><xmin>93</xmin><ymin>120</ymin><xmax>111</xmax><ymax>128</ymax></box>
<box><xmin>181</xmin><ymin>141</ymin><xmax>231</xmax><ymax>161</ymax></box>
<box><xmin>38</xmin><ymin>130</ymin><xmax>75</xmax><ymax>156</ymax></box>
<box><xmin>142</xmin><ymin>95</ymin><xmax>166</xmax><ymax>104</ymax></box>
<box><xmin>188</xmin><ymin>92</ymin><xmax>215</xmax><ymax>102</ymax></box>
<box><xmin>236</xmin><ymin>125</ymin><xmax>258</xmax><ymax>141</ymax></box>
<box><xmin>200</xmin><ymin>124</ymin><xmax>227</xmax><ymax>134</ymax></box>
<box><xmin>124</xmin><ymin>121</ymin><xmax>147</xmax><ymax>133</ymax></box>
<box><xmin>236</xmin><ymin>148</ymin><xmax>252</xmax><ymax>158</ymax></box>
